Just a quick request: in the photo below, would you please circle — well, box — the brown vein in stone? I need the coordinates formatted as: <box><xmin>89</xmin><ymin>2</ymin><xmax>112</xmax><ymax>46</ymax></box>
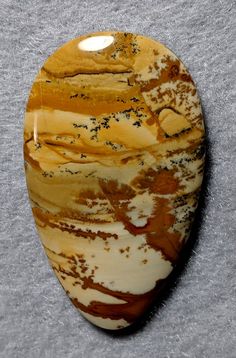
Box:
<box><xmin>139</xmin><ymin>57</ymin><xmax>193</xmax><ymax>93</ymax></box>
<box><xmin>59</xmin><ymin>209</ymin><xmax>114</xmax><ymax>225</ymax></box>
<box><xmin>131</xmin><ymin>168</ymin><xmax>183</xmax><ymax>194</ymax></box>
<box><xmin>43</xmin><ymin>67</ymin><xmax>133</xmax><ymax>77</ymax></box>
<box><xmin>99</xmin><ymin>179</ymin><xmax>181</xmax><ymax>263</ymax></box>
<box><xmin>33</xmin><ymin>207</ymin><xmax>118</xmax><ymax>240</ymax></box>
<box><xmin>53</xmin><ymin>264</ymin><xmax>165</xmax><ymax>323</ymax></box>
<box><xmin>70</xmin><ymin>283</ymin><xmax>164</xmax><ymax>323</ymax></box>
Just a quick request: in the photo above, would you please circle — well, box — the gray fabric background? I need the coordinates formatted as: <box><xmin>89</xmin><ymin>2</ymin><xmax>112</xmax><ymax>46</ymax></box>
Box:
<box><xmin>0</xmin><ymin>0</ymin><xmax>235</xmax><ymax>357</ymax></box>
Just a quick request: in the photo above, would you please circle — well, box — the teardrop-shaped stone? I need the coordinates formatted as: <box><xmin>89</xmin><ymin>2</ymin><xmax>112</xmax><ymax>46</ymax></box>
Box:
<box><xmin>24</xmin><ymin>31</ymin><xmax>205</xmax><ymax>330</ymax></box>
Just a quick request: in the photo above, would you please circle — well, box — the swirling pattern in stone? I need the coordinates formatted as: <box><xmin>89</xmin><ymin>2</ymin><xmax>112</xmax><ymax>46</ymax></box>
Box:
<box><xmin>24</xmin><ymin>31</ymin><xmax>205</xmax><ymax>330</ymax></box>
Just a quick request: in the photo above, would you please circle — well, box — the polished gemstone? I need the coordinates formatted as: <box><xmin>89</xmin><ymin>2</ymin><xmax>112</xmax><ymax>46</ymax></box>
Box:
<box><xmin>24</xmin><ymin>31</ymin><xmax>205</xmax><ymax>330</ymax></box>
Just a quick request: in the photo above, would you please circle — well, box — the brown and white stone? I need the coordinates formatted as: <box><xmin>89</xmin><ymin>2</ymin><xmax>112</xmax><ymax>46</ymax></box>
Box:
<box><xmin>24</xmin><ymin>31</ymin><xmax>205</xmax><ymax>330</ymax></box>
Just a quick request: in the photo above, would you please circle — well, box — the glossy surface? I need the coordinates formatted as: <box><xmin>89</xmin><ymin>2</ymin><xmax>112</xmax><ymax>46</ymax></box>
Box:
<box><xmin>24</xmin><ymin>31</ymin><xmax>205</xmax><ymax>330</ymax></box>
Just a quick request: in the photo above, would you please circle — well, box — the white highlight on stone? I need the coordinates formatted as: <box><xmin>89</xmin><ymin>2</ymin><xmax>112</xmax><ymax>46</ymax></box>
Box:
<box><xmin>78</xmin><ymin>36</ymin><xmax>114</xmax><ymax>52</ymax></box>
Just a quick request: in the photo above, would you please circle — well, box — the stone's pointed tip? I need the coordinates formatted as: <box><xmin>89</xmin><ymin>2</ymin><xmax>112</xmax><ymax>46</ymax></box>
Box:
<box><xmin>24</xmin><ymin>31</ymin><xmax>205</xmax><ymax>330</ymax></box>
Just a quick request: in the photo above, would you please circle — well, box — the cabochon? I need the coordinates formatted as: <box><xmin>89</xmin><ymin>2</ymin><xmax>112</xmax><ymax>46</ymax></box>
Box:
<box><xmin>24</xmin><ymin>31</ymin><xmax>205</xmax><ymax>330</ymax></box>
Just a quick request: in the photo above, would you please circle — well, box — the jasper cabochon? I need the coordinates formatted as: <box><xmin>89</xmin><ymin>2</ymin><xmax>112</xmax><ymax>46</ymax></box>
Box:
<box><xmin>24</xmin><ymin>32</ymin><xmax>205</xmax><ymax>330</ymax></box>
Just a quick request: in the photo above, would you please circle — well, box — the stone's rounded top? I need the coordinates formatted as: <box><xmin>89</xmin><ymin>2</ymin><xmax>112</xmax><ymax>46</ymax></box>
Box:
<box><xmin>43</xmin><ymin>31</ymin><xmax>167</xmax><ymax>77</ymax></box>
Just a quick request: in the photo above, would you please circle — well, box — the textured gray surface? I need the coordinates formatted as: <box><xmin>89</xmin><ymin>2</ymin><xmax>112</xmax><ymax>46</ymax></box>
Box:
<box><xmin>0</xmin><ymin>0</ymin><xmax>236</xmax><ymax>357</ymax></box>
